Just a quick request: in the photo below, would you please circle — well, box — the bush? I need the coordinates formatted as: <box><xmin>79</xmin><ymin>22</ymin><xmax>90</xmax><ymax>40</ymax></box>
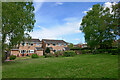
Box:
<box><xmin>81</xmin><ymin>50</ymin><xmax>86</xmax><ymax>54</ymax></box>
<box><xmin>45</xmin><ymin>53</ymin><xmax>54</xmax><ymax>58</ymax></box>
<box><xmin>31</xmin><ymin>54</ymin><xmax>39</xmax><ymax>58</ymax></box>
<box><xmin>45</xmin><ymin>47</ymin><xmax>50</xmax><ymax>53</ymax></box>
<box><xmin>108</xmin><ymin>49</ymin><xmax>119</xmax><ymax>55</ymax></box>
<box><xmin>70</xmin><ymin>47</ymin><xmax>81</xmax><ymax>50</ymax></box>
<box><xmin>63</xmin><ymin>51</ymin><xmax>76</xmax><ymax>57</ymax></box>
<box><xmin>9</xmin><ymin>55</ymin><xmax>16</xmax><ymax>60</ymax></box>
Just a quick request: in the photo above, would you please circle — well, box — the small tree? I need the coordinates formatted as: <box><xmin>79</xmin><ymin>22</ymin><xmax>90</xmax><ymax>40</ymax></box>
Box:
<box><xmin>45</xmin><ymin>47</ymin><xmax>50</xmax><ymax>53</ymax></box>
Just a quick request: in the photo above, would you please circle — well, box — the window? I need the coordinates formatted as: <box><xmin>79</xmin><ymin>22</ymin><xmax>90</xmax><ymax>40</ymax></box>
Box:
<box><xmin>21</xmin><ymin>50</ymin><xmax>26</xmax><ymax>54</ymax></box>
<box><xmin>28</xmin><ymin>43</ymin><xmax>31</xmax><ymax>46</ymax></box>
<box><xmin>28</xmin><ymin>50</ymin><xmax>34</xmax><ymax>53</ymax></box>
<box><xmin>21</xmin><ymin>43</ymin><xmax>24</xmax><ymax>46</ymax></box>
<box><xmin>53</xmin><ymin>50</ymin><xmax>56</xmax><ymax>52</ymax></box>
<box><xmin>31</xmin><ymin>43</ymin><xmax>33</xmax><ymax>46</ymax></box>
<box><xmin>21</xmin><ymin>42</ymin><xmax>26</xmax><ymax>46</ymax></box>
<box><xmin>53</xmin><ymin>44</ymin><xmax>56</xmax><ymax>46</ymax></box>
<box><xmin>64</xmin><ymin>43</ymin><xmax>66</xmax><ymax>46</ymax></box>
<box><xmin>48</xmin><ymin>44</ymin><xmax>50</xmax><ymax>46</ymax></box>
<box><xmin>59</xmin><ymin>43</ymin><xmax>62</xmax><ymax>46</ymax></box>
<box><xmin>36</xmin><ymin>43</ymin><xmax>39</xmax><ymax>46</ymax></box>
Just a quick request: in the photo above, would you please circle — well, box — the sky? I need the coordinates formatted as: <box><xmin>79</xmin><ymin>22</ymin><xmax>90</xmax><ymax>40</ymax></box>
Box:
<box><xmin>30</xmin><ymin>1</ymin><xmax>115</xmax><ymax>44</ymax></box>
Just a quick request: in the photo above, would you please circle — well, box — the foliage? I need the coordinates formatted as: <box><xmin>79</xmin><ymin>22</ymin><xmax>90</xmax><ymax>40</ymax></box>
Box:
<box><xmin>68</xmin><ymin>43</ymin><xmax>73</xmax><ymax>48</ymax></box>
<box><xmin>112</xmin><ymin>2</ymin><xmax>120</xmax><ymax>36</ymax></box>
<box><xmin>45</xmin><ymin>47</ymin><xmax>50</xmax><ymax>53</ymax></box>
<box><xmin>31</xmin><ymin>54</ymin><xmax>39</xmax><ymax>58</ymax></box>
<box><xmin>54</xmin><ymin>51</ymin><xmax>63</xmax><ymax>57</ymax></box>
<box><xmin>70</xmin><ymin>47</ymin><xmax>81</xmax><ymax>50</ymax></box>
<box><xmin>63</xmin><ymin>51</ymin><xmax>76</xmax><ymax>57</ymax></box>
<box><xmin>44</xmin><ymin>53</ymin><xmax>54</xmax><ymax>58</ymax></box>
<box><xmin>80</xmin><ymin>3</ymin><xmax>117</xmax><ymax>50</ymax></box>
<box><xmin>9</xmin><ymin>55</ymin><xmax>16</xmax><ymax>60</ymax></box>
<box><xmin>2</xmin><ymin>2</ymin><xmax>36</xmax><ymax>62</ymax></box>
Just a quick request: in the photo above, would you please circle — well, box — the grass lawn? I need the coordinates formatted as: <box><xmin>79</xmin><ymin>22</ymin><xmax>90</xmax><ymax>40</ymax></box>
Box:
<box><xmin>2</xmin><ymin>54</ymin><xmax>118</xmax><ymax>78</ymax></box>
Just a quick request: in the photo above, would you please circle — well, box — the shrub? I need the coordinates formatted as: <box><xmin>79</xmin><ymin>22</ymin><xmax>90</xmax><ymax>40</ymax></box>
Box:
<box><xmin>70</xmin><ymin>47</ymin><xmax>81</xmax><ymax>50</ymax></box>
<box><xmin>54</xmin><ymin>52</ymin><xmax>59</xmax><ymax>57</ymax></box>
<box><xmin>108</xmin><ymin>49</ymin><xmax>119</xmax><ymax>55</ymax></box>
<box><xmin>31</xmin><ymin>54</ymin><xmax>39</xmax><ymax>58</ymax></box>
<box><xmin>63</xmin><ymin>51</ymin><xmax>76</xmax><ymax>57</ymax></box>
<box><xmin>9</xmin><ymin>55</ymin><xmax>16</xmax><ymax>60</ymax></box>
<box><xmin>45</xmin><ymin>47</ymin><xmax>50</xmax><ymax>53</ymax></box>
<box><xmin>45</xmin><ymin>53</ymin><xmax>54</xmax><ymax>58</ymax></box>
<box><xmin>81</xmin><ymin>50</ymin><xmax>86</xmax><ymax>54</ymax></box>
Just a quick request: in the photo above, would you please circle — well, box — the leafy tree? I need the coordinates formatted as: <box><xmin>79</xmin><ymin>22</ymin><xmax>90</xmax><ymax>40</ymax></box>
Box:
<box><xmin>2</xmin><ymin>2</ymin><xmax>36</xmax><ymax>62</ymax></box>
<box><xmin>112</xmin><ymin>2</ymin><xmax>120</xmax><ymax>37</ymax></box>
<box><xmin>80</xmin><ymin>4</ymin><xmax>116</xmax><ymax>50</ymax></box>
<box><xmin>68</xmin><ymin>43</ymin><xmax>73</xmax><ymax>48</ymax></box>
<box><xmin>45</xmin><ymin>47</ymin><xmax>50</xmax><ymax>53</ymax></box>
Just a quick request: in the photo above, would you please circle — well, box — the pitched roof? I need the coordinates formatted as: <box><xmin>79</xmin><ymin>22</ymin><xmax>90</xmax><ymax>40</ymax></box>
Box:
<box><xmin>42</xmin><ymin>39</ymin><xmax>68</xmax><ymax>44</ymax></box>
<box><xmin>35</xmin><ymin>47</ymin><xmax>43</xmax><ymax>50</ymax></box>
<box><xmin>24</xmin><ymin>39</ymin><xmax>42</xmax><ymax>43</ymax></box>
<box><xmin>63</xmin><ymin>47</ymin><xmax>70</xmax><ymax>51</ymax></box>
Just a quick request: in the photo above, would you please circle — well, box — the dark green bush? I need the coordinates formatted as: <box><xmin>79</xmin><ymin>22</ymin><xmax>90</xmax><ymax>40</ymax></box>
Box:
<box><xmin>81</xmin><ymin>50</ymin><xmax>86</xmax><ymax>54</ymax></box>
<box><xmin>9</xmin><ymin>55</ymin><xmax>16</xmax><ymax>60</ymax></box>
<box><xmin>45</xmin><ymin>47</ymin><xmax>50</xmax><ymax>53</ymax></box>
<box><xmin>108</xmin><ymin>49</ymin><xmax>119</xmax><ymax>55</ymax></box>
<box><xmin>63</xmin><ymin>51</ymin><xmax>76</xmax><ymax>57</ymax></box>
<box><xmin>70</xmin><ymin>47</ymin><xmax>81</xmax><ymax>50</ymax></box>
<box><xmin>31</xmin><ymin>54</ymin><xmax>39</xmax><ymax>58</ymax></box>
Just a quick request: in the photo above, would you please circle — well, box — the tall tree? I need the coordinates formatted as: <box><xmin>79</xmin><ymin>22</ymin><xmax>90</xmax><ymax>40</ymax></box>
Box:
<box><xmin>80</xmin><ymin>4</ymin><xmax>116</xmax><ymax>50</ymax></box>
<box><xmin>2</xmin><ymin>2</ymin><xmax>36</xmax><ymax>62</ymax></box>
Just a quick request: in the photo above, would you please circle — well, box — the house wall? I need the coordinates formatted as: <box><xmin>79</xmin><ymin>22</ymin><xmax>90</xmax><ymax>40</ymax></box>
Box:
<box><xmin>37</xmin><ymin>50</ymin><xmax>43</xmax><ymax>56</ymax></box>
<box><xmin>11</xmin><ymin>50</ymin><xmax>19</xmax><ymax>56</ymax></box>
<box><xmin>46</xmin><ymin>43</ymin><xmax>68</xmax><ymax>51</ymax></box>
<box><xmin>19</xmin><ymin>42</ymin><xmax>42</xmax><ymax>56</ymax></box>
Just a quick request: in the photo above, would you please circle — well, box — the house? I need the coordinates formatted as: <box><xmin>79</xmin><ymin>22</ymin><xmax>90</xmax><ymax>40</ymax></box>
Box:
<box><xmin>73</xmin><ymin>44</ymin><xmax>82</xmax><ymax>48</ymax></box>
<box><xmin>42</xmin><ymin>39</ymin><xmax>68</xmax><ymax>54</ymax></box>
<box><xmin>11</xmin><ymin>39</ymin><xmax>43</xmax><ymax>56</ymax></box>
<box><xmin>10</xmin><ymin>39</ymin><xmax>69</xmax><ymax>57</ymax></box>
<box><xmin>81</xmin><ymin>44</ymin><xmax>87</xmax><ymax>48</ymax></box>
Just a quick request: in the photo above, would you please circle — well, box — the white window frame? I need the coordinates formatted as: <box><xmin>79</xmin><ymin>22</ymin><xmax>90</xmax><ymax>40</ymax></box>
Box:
<box><xmin>36</xmin><ymin>43</ymin><xmax>39</xmax><ymax>46</ymax></box>
<box><xmin>29</xmin><ymin>50</ymin><xmax>34</xmax><ymax>53</ymax></box>
<box><xmin>59</xmin><ymin>43</ymin><xmax>62</xmax><ymax>46</ymax></box>
<box><xmin>53</xmin><ymin>44</ymin><xmax>56</xmax><ymax>46</ymax></box>
<box><xmin>64</xmin><ymin>43</ymin><xmax>66</xmax><ymax>46</ymax></box>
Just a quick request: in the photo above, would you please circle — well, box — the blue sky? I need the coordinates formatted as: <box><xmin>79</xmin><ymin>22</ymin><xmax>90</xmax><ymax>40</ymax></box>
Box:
<box><xmin>30</xmin><ymin>2</ymin><xmax>113</xmax><ymax>44</ymax></box>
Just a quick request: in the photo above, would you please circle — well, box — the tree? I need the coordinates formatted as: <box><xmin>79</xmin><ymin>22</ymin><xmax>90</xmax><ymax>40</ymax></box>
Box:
<box><xmin>45</xmin><ymin>47</ymin><xmax>50</xmax><ymax>53</ymax></box>
<box><xmin>68</xmin><ymin>43</ymin><xmax>73</xmax><ymax>48</ymax></box>
<box><xmin>112</xmin><ymin>2</ymin><xmax>120</xmax><ymax>37</ymax></box>
<box><xmin>80</xmin><ymin>4</ymin><xmax>116</xmax><ymax>50</ymax></box>
<box><xmin>2</xmin><ymin>2</ymin><xmax>36</xmax><ymax>62</ymax></box>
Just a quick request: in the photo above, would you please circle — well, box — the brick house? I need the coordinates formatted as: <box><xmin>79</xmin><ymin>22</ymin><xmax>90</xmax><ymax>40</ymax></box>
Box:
<box><xmin>11</xmin><ymin>39</ymin><xmax>43</xmax><ymax>56</ymax></box>
<box><xmin>42</xmin><ymin>39</ymin><xmax>68</xmax><ymax>54</ymax></box>
<box><xmin>11</xmin><ymin>39</ymin><xmax>69</xmax><ymax>56</ymax></box>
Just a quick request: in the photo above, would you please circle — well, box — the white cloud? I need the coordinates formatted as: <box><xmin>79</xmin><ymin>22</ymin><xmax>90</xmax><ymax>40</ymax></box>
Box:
<box><xmin>74</xmin><ymin>38</ymin><xmax>80</xmax><ymax>41</ymax></box>
<box><xmin>30</xmin><ymin>17</ymin><xmax>82</xmax><ymax>40</ymax></box>
<box><xmin>104</xmin><ymin>2</ymin><xmax>117</xmax><ymax>14</ymax></box>
<box><xmin>82</xmin><ymin>11</ymin><xmax>88</xmax><ymax>14</ymax></box>
<box><xmin>33</xmin><ymin>0</ymin><xmax>44</xmax><ymax>13</ymax></box>
<box><xmin>88</xmin><ymin>7</ymin><xmax>92</xmax><ymax>10</ymax></box>
<box><xmin>55</xmin><ymin>2</ymin><xmax>63</xmax><ymax>6</ymax></box>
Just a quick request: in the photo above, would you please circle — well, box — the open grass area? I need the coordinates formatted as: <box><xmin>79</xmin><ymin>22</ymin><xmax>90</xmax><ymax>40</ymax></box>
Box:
<box><xmin>2</xmin><ymin>54</ymin><xmax>118</xmax><ymax>78</ymax></box>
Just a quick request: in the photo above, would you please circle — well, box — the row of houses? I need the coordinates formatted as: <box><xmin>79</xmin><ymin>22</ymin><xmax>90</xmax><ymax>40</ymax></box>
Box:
<box><xmin>11</xmin><ymin>39</ymin><xmax>69</xmax><ymax>57</ymax></box>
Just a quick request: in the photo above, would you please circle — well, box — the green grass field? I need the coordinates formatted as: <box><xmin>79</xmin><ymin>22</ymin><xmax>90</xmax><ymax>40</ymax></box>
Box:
<box><xmin>2</xmin><ymin>54</ymin><xmax>118</xmax><ymax>78</ymax></box>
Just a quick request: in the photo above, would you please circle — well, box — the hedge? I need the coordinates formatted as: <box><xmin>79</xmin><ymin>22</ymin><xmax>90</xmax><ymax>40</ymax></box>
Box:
<box><xmin>63</xmin><ymin>51</ymin><xmax>76</xmax><ymax>57</ymax></box>
<box><xmin>9</xmin><ymin>55</ymin><xmax>16</xmax><ymax>60</ymax></box>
